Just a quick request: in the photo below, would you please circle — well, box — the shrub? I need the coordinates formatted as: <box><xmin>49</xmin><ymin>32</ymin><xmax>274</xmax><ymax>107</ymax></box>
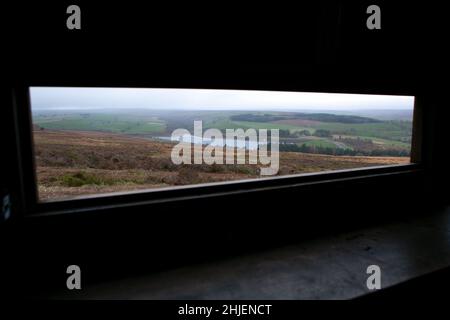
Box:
<box><xmin>60</xmin><ymin>172</ymin><xmax>108</xmax><ymax>187</ymax></box>
<box><xmin>173</xmin><ymin>167</ymin><xmax>202</xmax><ymax>185</ymax></box>
<box><xmin>313</xmin><ymin>129</ymin><xmax>332</xmax><ymax>138</ymax></box>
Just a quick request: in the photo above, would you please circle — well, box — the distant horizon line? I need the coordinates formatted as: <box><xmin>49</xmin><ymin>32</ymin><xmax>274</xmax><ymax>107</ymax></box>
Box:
<box><xmin>32</xmin><ymin>107</ymin><xmax>414</xmax><ymax>112</ymax></box>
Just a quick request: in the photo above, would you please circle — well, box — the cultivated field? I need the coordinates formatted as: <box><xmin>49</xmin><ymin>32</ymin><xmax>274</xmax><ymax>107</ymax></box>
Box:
<box><xmin>33</xmin><ymin>109</ymin><xmax>413</xmax><ymax>157</ymax></box>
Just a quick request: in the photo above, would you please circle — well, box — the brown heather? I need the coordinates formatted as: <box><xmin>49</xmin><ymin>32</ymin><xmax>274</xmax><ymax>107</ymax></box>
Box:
<box><xmin>33</xmin><ymin>130</ymin><xmax>409</xmax><ymax>201</ymax></box>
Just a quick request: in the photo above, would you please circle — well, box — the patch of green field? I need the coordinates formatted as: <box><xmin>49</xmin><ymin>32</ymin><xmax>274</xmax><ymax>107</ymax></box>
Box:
<box><xmin>312</xmin><ymin>121</ymin><xmax>412</xmax><ymax>142</ymax></box>
<box><xmin>206</xmin><ymin>119</ymin><xmax>314</xmax><ymax>133</ymax></box>
<box><xmin>34</xmin><ymin>113</ymin><xmax>166</xmax><ymax>134</ymax></box>
<box><xmin>207</xmin><ymin>117</ymin><xmax>411</xmax><ymax>144</ymax></box>
<box><xmin>336</xmin><ymin>135</ymin><xmax>411</xmax><ymax>148</ymax></box>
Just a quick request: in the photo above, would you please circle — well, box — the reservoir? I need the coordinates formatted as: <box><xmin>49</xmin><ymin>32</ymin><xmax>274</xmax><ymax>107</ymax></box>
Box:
<box><xmin>157</xmin><ymin>134</ymin><xmax>267</xmax><ymax>150</ymax></box>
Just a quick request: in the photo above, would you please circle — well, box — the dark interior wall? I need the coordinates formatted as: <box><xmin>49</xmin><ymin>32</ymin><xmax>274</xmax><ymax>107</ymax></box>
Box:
<box><xmin>8</xmin><ymin>170</ymin><xmax>434</xmax><ymax>297</ymax></box>
<box><xmin>2</xmin><ymin>1</ymin><xmax>448</xmax><ymax>297</ymax></box>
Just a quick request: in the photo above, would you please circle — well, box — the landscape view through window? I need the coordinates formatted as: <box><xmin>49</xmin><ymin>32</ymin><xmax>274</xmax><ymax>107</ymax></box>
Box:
<box><xmin>30</xmin><ymin>87</ymin><xmax>414</xmax><ymax>201</ymax></box>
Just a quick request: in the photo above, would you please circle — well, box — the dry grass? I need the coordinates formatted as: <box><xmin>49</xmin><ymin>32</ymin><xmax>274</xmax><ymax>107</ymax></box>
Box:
<box><xmin>33</xmin><ymin>130</ymin><xmax>409</xmax><ymax>200</ymax></box>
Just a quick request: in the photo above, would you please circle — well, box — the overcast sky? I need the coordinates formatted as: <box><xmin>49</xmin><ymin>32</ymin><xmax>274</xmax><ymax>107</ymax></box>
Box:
<box><xmin>30</xmin><ymin>87</ymin><xmax>414</xmax><ymax>111</ymax></box>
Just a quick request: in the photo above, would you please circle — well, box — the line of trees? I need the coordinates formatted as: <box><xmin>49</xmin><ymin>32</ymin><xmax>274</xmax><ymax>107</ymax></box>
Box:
<box><xmin>230</xmin><ymin>113</ymin><xmax>381</xmax><ymax>124</ymax></box>
<box><xmin>277</xmin><ymin>143</ymin><xmax>410</xmax><ymax>157</ymax></box>
<box><xmin>279</xmin><ymin>129</ymin><xmax>332</xmax><ymax>138</ymax></box>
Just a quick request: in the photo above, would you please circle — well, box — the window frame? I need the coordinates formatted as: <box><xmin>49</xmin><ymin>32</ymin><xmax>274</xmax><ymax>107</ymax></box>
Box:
<box><xmin>12</xmin><ymin>85</ymin><xmax>424</xmax><ymax>217</ymax></box>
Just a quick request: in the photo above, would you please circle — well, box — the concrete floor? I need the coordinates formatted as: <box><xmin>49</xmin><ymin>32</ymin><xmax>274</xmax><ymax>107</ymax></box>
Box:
<box><xmin>53</xmin><ymin>205</ymin><xmax>450</xmax><ymax>299</ymax></box>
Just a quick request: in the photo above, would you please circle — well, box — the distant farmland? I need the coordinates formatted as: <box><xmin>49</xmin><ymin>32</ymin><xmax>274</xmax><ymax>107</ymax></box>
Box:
<box><xmin>33</xmin><ymin>112</ymin><xmax>166</xmax><ymax>134</ymax></box>
<box><xmin>33</xmin><ymin>109</ymin><xmax>412</xmax><ymax>156</ymax></box>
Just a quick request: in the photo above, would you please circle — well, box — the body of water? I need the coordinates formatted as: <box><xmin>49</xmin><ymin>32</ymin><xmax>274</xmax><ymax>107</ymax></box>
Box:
<box><xmin>157</xmin><ymin>134</ymin><xmax>267</xmax><ymax>150</ymax></box>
